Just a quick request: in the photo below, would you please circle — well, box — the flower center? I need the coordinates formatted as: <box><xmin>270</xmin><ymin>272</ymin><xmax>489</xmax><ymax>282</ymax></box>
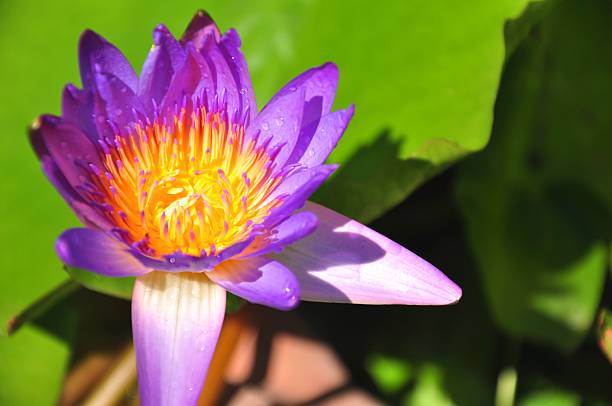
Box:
<box><xmin>91</xmin><ymin>106</ymin><xmax>283</xmax><ymax>257</ymax></box>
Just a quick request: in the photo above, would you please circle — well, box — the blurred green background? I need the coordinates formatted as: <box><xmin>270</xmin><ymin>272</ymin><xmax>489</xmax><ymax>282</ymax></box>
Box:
<box><xmin>0</xmin><ymin>0</ymin><xmax>611</xmax><ymax>404</ymax></box>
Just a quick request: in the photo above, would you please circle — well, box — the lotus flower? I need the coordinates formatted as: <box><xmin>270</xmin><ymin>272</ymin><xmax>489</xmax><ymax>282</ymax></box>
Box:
<box><xmin>30</xmin><ymin>11</ymin><xmax>462</xmax><ymax>406</ymax></box>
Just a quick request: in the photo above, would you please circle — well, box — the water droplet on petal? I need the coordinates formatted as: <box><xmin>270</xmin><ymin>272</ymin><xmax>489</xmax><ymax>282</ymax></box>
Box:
<box><xmin>169</xmin><ymin>257</ymin><xmax>176</xmax><ymax>264</ymax></box>
<box><xmin>262</xmin><ymin>122</ymin><xmax>270</xmax><ymax>131</ymax></box>
<box><xmin>275</xmin><ymin>118</ymin><xmax>284</xmax><ymax>127</ymax></box>
<box><xmin>239</xmin><ymin>88</ymin><xmax>247</xmax><ymax>95</ymax></box>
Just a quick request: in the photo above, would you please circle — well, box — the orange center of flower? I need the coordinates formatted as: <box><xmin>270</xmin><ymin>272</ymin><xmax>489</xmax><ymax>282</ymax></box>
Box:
<box><xmin>91</xmin><ymin>107</ymin><xmax>283</xmax><ymax>257</ymax></box>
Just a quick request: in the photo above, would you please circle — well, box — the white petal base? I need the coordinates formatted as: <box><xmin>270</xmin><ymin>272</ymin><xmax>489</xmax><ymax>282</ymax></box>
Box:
<box><xmin>132</xmin><ymin>271</ymin><xmax>226</xmax><ymax>406</ymax></box>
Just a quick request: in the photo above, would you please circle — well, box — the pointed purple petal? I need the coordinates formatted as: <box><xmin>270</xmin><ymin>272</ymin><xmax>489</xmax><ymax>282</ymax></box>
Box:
<box><xmin>208</xmin><ymin>257</ymin><xmax>299</xmax><ymax>310</ymax></box>
<box><xmin>267</xmin><ymin>164</ymin><xmax>337</xmax><ymax>220</ymax></box>
<box><xmin>33</xmin><ymin>115</ymin><xmax>102</xmax><ymax>194</ymax></box>
<box><xmin>56</xmin><ymin>228</ymin><xmax>151</xmax><ymax>276</ymax></box>
<box><xmin>79</xmin><ymin>30</ymin><xmax>138</xmax><ymax>92</ymax></box>
<box><xmin>247</xmin><ymin>86</ymin><xmax>305</xmax><ymax>168</ymax></box>
<box><xmin>275</xmin><ymin>202</ymin><xmax>462</xmax><ymax>305</ymax></box>
<box><xmin>295</xmin><ymin>106</ymin><xmax>355</xmax><ymax>167</ymax></box>
<box><xmin>132</xmin><ymin>272</ymin><xmax>225</xmax><ymax>406</ymax></box>
<box><xmin>180</xmin><ymin>10</ymin><xmax>220</xmax><ymax>49</ymax></box>
<box><xmin>240</xmin><ymin>211</ymin><xmax>319</xmax><ymax>258</ymax></box>
<box><xmin>268</xmin><ymin>63</ymin><xmax>338</xmax><ymax>118</ymax></box>
<box><xmin>160</xmin><ymin>50</ymin><xmax>202</xmax><ymax>117</ymax></box>
<box><xmin>40</xmin><ymin>157</ymin><xmax>112</xmax><ymax>230</ymax></box>
<box><xmin>93</xmin><ymin>72</ymin><xmax>148</xmax><ymax>131</ymax></box>
<box><xmin>198</xmin><ymin>35</ymin><xmax>243</xmax><ymax>119</ymax></box>
<box><xmin>219</xmin><ymin>29</ymin><xmax>257</xmax><ymax>121</ymax></box>
<box><xmin>138</xmin><ymin>25</ymin><xmax>186</xmax><ymax>110</ymax></box>
<box><xmin>62</xmin><ymin>84</ymin><xmax>97</xmax><ymax>141</ymax></box>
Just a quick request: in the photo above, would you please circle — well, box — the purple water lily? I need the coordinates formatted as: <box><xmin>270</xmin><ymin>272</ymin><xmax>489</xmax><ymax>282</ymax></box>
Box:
<box><xmin>30</xmin><ymin>11</ymin><xmax>461</xmax><ymax>406</ymax></box>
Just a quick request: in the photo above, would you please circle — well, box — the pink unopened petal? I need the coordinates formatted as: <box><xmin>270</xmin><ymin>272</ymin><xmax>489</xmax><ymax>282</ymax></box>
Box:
<box><xmin>132</xmin><ymin>272</ymin><xmax>226</xmax><ymax>406</ymax></box>
<box><xmin>275</xmin><ymin>202</ymin><xmax>462</xmax><ymax>305</ymax></box>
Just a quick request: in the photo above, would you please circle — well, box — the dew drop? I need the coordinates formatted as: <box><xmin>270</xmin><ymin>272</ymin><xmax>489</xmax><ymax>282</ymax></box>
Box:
<box><xmin>275</xmin><ymin>117</ymin><xmax>284</xmax><ymax>127</ymax></box>
<box><xmin>169</xmin><ymin>257</ymin><xmax>176</xmax><ymax>264</ymax></box>
<box><xmin>115</xmin><ymin>108</ymin><xmax>122</xmax><ymax>116</ymax></box>
<box><xmin>262</xmin><ymin>122</ymin><xmax>270</xmax><ymax>130</ymax></box>
<box><xmin>284</xmin><ymin>286</ymin><xmax>291</xmax><ymax>293</ymax></box>
<box><xmin>199</xmin><ymin>346</ymin><xmax>205</xmax><ymax>352</ymax></box>
<box><xmin>239</xmin><ymin>88</ymin><xmax>247</xmax><ymax>95</ymax></box>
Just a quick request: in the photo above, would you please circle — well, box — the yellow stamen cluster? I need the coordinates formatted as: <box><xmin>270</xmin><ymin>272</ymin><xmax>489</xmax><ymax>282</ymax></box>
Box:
<box><xmin>91</xmin><ymin>107</ymin><xmax>283</xmax><ymax>257</ymax></box>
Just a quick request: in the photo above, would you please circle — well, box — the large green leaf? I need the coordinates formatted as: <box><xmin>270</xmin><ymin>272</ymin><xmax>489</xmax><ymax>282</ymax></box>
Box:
<box><xmin>0</xmin><ymin>0</ymin><xmax>530</xmax><ymax>326</ymax></box>
<box><xmin>0</xmin><ymin>324</ymin><xmax>72</xmax><ymax>405</ymax></box>
<box><xmin>0</xmin><ymin>286</ymin><xmax>79</xmax><ymax>406</ymax></box>
<box><xmin>456</xmin><ymin>0</ymin><xmax>611</xmax><ymax>350</ymax></box>
<box><xmin>338</xmin><ymin>174</ymin><xmax>503</xmax><ymax>406</ymax></box>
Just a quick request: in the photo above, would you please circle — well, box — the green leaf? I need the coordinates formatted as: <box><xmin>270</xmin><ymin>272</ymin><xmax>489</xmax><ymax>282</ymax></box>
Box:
<box><xmin>290</xmin><ymin>0</ymin><xmax>533</xmax><ymax>221</ymax></box>
<box><xmin>518</xmin><ymin>389</ymin><xmax>581</xmax><ymax>406</ymax></box>
<box><xmin>0</xmin><ymin>325</ymin><xmax>71</xmax><ymax>406</ymax></box>
<box><xmin>6</xmin><ymin>280</ymin><xmax>79</xmax><ymax>335</ymax></box>
<box><xmin>456</xmin><ymin>0</ymin><xmax>610</xmax><ymax>350</ymax></box>
<box><xmin>66</xmin><ymin>267</ymin><xmax>135</xmax><ymax>300</ymax></box>
<box><xmin>0</xmin><ymin>0</ymin><xmax>531</xmax><ymax>317</ymax></box>
<box><xmin>367</xmin><ymin>353</ymin><xmax>414</xmax><ymax>395</ymax></box>
<box><xmin>361</xmin><ymin>203</ymin><xmax>501</xmax><ymax>406</ymax></box>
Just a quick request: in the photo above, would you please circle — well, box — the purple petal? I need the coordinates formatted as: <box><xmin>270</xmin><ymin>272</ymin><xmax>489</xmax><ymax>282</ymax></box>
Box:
<box><xmin>138</xmin><ymin>25</ymin><xmax>186</xmax><ymax>110</ymax></box>
<box><xmin>275</xmin><ymin>202</ymin><xmax>462</xmax><ymax>305</ymax></box>
<box><xmin>267</xmin><ymin>164</ymin><xmax>337</xmax><ymax>220</ymax></box>
<box><xmin>132</xmin><ymin>272</ymin><xmax>225</xmax><ymax>406</ymax></box>
<box><xmin>180</xmin><ymin>10</ymin><xmax>220</xmax><ymax>49</ymax></box>
<box><xmin>247</xmin><ymin>86</ymin><xmax>305</xmax><ymax>168</ymax></box>
<box><xmin>160</xmin><ymin>50</ymin><xmax>202</xmax><ymax>118</ymax></box>
<box><xmin>268</xmin><ymin>63</ymin><xmax>338</xmax><ymax>119</ymax></box>
<box><xmin>240</xmin><ymin>211</ymin><xmax>319</xmax><ymax>258</ymax></box>
<box><xmin>62</xmin><ymin>84</ymin><xmax>97</xmax><ymax>141</ymax></box>
<box><xmin>40</xmin><ymin>157</ymin><xmax>111</xmax><ymax>230</ymax></box>
<box><xmin>130</xmin><ymin>233</ymin><xmax>258</xmax><ymax>273</ymax></box>
<box><xmin>93</xmin><ymin>72</ymin><xmax>148</xmax><ymax>132</ymax></box>
<box><xmin>56</xmin><ymin>228</ymin><xmax>151</xmax><ymax>276</ymax></box>
<box><xmin>199</xmin><ymin>35</ymin><xmax>242</xmax><ymax>119</ymax></box>
<box><xmin>208</xmin><ymin>257</ymin><xmax>299</xmax><ymax>310</ymax></box>
<box><xmin>294</xmin><ymin>106</ymin><xmax>355</xmax><ymax>167</ymax></box>
<box><xmin>218</xmin><ymin>29</ymin><xmax>257</xmax><ymax>121</ymax></box>
<box><xmin>79</xmin><ymin>30</ymin><xmax>138</xmax><ymax>92</ymax></box>
<box><xmin>32</xmin><ymin>115</ymin><xmax>102</xmax><ymax>194</ymax></box>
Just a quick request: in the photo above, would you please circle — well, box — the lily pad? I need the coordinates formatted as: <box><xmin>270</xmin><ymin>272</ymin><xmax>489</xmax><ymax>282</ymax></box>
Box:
<box><xmin>456</xmin><ymin>0</ymin><xmax>611</xmax><ymax>350</ymax></box>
